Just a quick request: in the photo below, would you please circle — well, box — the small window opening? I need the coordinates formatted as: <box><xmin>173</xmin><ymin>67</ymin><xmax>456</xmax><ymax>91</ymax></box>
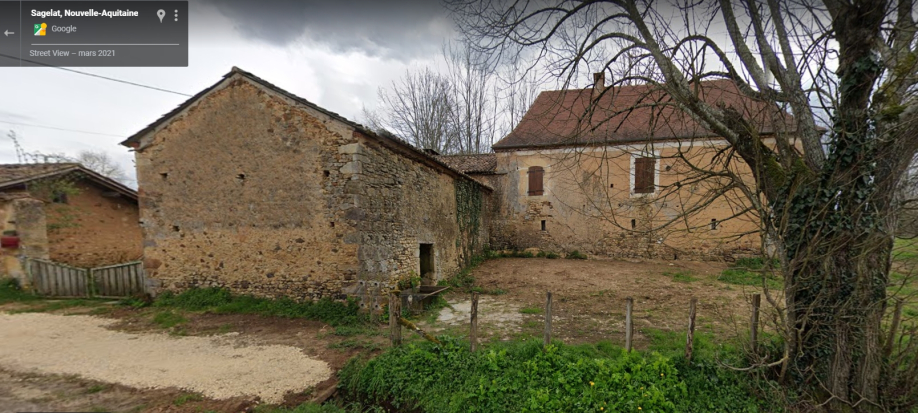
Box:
<box><xmin>541</xmin><ymin>220</ymin><xmax>546</xmax><ymax>231</ymax></box>
<box><xmin>172</xmin><ymin>225</ymin><xmax>180</xmax><ymax>232</ymax></box>
<box><xmin>665</xmin><ymin>164</ymin><xmax>672</xmax><ymax>171</ymax></box>
<box><xmin>630</xmin><ymin>219</ymin><xmax>636</xmax><ymax>229</ymax></box>
<box><xmin>51</xmin><ymin>191</ymin><xmax>68</xmax><ymax>204</ymax></box>
<box><xmin>160</xmin><ymin>172</ymin><xmax>169</xmax><ymax>180</ymax></box>
<box><xmin>323</xmin><ymin>170</ymin><xmax>330</xmax><ymax>177</ymax></box>
<box><xmin>236</xmin><ymin>173</ymin><xmax>246</xmax><ymax>181</ymax></box>
<box><xmin>330</xmin><ymin>222</ymin><xmax>335</xmax><ymax>228</ymax></box>
<box><xmin>710</xmin><ymin>219</ymin><xmax>718</xmax><ymax>230</ymax></box>
<box><xmin>610</xmin><ymin>183</ymin><xmax>614</xmax><ymax>189</ymax></box>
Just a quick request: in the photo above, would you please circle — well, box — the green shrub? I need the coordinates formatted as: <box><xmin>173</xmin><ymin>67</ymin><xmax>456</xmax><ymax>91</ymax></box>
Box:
<box><xmin>566</xmin><ymin>250</ymin><xmax>588</xmax><ymax>260</ymax></box>
<box><xmin>154</xmin><ymin>288</ymin><xmax>365</xmax><ymax>326</ymax></box>
<box><xmin>545</xmin><ymin>252</ymin><xmax>561</xmax><ymax>259</ymax></box>
<box><xmin>0</xmin><ymin>278</ymin><xmax>37</xmax><ymax>304</ymax></box>
<box><xmin>339</xmin><ymin>337</ymin><xmax>778</xmax><ymax>412</ymax></box>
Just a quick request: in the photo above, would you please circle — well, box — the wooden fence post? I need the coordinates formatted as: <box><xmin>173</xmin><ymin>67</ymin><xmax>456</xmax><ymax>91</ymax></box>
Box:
<box><xmin>750</xmin><ymin>293</ymin><xmax>761</xmax><ymax>353</ymax></box>
<box><xmin>544</xmin><ymin>291</ymin><xmax>552</xmax><ymax>347</ymax></box>
<box><xmin>389</xmin><ymin>292</ymin><xmax>401</xmax><ymax>347</ymax></box>
<box><xmin>625</xmin><ymin>297</ymin><xmax>634</xmax><ymax>353</ymax></box>
<box><xmin>685</xmin><ymin>298</ymin><xmax>697</xmax><ymax>361</ymax></box>
<box><xmin>470</xmin><ymin>292</ymin><xmax>479</xmax><ymax>352</ymax></box>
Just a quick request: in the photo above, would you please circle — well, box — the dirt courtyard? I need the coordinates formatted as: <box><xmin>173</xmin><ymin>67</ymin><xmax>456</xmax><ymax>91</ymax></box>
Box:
<box><xmin>426</xmin><ymin>257</ymin><xmax>770</xmax><ymax>347</ymax></box>
<box><xmin>0</xmin><ymin>256</ymin><xmax>775</xmax><ymax>412</ymax></box>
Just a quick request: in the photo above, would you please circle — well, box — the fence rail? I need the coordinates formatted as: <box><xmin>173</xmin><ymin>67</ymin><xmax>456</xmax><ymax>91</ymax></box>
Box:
<box><xmin>28</xmin><ymin>259</ymin><xmax>145</xmax><ymax>298</ymax></box>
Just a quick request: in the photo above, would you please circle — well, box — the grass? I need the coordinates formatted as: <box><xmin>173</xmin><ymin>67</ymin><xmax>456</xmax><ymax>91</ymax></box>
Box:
<box><xmin>893</xmin><ymin>238</ymin><xmax>918</xmax><ymax>263</ymax></box>
<box><xmin>718</xmin><ymin>257</ymin><xmax>782</xmax><ymax>289</ymax></box>
<box><xmin>663</xmin><ymin>271</ymin><xmax>696</xmax><ymax>283</ymax></box>
<box><xmin>519</xmin><ymin>306</ymin><xmax>543</xmax><ymax>315</ymax></box>
<box><xmin>154</xmin><ymin>287</ymin><xmax>366</xmax><ymax>326</ymax></box>
<box><xmin>253</xmin><ymin>402</ymin><xmax>359</xmax><ymax>413</ymax></box>
<box><xmin>172</xmin><ymin>392</ymin><xmax>203</xmax><ymax>406</ymax></box>
<box><xmin>84</xmin><ymin>384</ymin><xmax>107</xmax><ymax>394</ymax></box>
<box><xmin>152</xmin><ymin>310</ymin><xmax>187</xmax><ymax>328</ymax></box>
<box><xmin>329</xmin><ymin>338</ymin><xmax>382</xmax><ymax>352</ymax></box>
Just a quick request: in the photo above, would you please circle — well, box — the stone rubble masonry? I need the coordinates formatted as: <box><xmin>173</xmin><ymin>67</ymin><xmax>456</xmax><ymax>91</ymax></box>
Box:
<box><xmin>134</xmin><ymin>78</ymin><xmax>489</xmax><ymax>302</ymax></box>
<box><xmin>46</xmin><ymin>180</ymin><xmax>142</xmax><ymax>267</ymax></box>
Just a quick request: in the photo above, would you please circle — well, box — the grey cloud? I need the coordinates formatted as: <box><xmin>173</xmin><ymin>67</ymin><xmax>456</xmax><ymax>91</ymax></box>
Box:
<box><xmin>201</xmin><ymin>0</ymin><xmax>453</xmax><ymax>60</ymax></box>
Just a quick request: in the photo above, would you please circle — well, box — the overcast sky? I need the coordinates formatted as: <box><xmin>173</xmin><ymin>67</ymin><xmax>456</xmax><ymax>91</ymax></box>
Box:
<box><xmin>0</xmin><ymin>0</ymin><xmax>461</xmax><ymax>187</ymax></box>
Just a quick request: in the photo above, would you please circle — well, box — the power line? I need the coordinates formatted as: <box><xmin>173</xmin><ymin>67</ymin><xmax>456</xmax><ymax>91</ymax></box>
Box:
<box><xmin>0</xmin><ymin>120</ymin><xmax>124</xmax><ymax>138</ymax></box>
<box><xmin>0</xmin><ymin>53</ymin><xmax>192</xmax><ymax>97</ymax></box>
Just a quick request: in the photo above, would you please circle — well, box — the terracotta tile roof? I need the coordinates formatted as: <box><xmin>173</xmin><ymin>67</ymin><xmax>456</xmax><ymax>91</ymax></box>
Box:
<box><xmin>0</xmin><ymin>163</ymin><xmax>137</xmax><ymax>201</ymax></box>
<box><xmin>0</xmin><ymin>163</ymin><xmax>81</xmax><ymax>185</ymax></box>
<box><xmin>433</xmin><ymin>154</ymin><xmax>497</xmax><ymax>174</ymax></box>
<box><xmin>493</xmin><ymin>80</ymin><xmax>796</xmax><ymax>150</ymax></box>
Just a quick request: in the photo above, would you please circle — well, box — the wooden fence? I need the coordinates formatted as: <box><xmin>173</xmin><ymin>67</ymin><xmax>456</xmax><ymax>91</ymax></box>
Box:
<box><xmin>390</xmin><ymin>291</ymin><xmax>766</xmax><ymax>360</ymax></box>
<box><xmin>28</xmin><ymin>259</ymin><xmax>90</xmax><ymax>297</ymax></box>
<box><xmin>91</xmin><ymin>261</ymin><xmax>146</xmax><ymax>297</ymax></box>
<box><xmin>28</xmin><ymin>259</ymin><xmax>145</xmax><ymax>298</ymax></box>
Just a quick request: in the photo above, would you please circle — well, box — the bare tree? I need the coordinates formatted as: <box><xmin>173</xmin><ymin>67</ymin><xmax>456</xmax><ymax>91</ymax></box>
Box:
<box><xmin>73</xmin><ymin>150</ymin><xmax>127</xmax><ymax>182</ymax></box>
<box><xmin>7</xmin><ymin>130</ymin><xmax>128</xmax><ymax>183</ymax></box>
<box><xmin>375</xmin><ymin>67</ymin><xmax>459</xmax><ymax>153</ymax></box>
<box><xmin>449</xmin><ymin>0</ymin><xmax>918</xmax><ymax>410</ymax></box>
<box><xmin>445</xmin><ymin>41</ymin><xmax>499</xmax><ymax>154</ymax></box>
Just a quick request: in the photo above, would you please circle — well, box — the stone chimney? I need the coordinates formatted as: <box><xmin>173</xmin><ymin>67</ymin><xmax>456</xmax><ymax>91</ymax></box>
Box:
<box><xmin>592</xmin><ymin>72</ymin><xmax>606</xmax><ymax>100</ymax></box>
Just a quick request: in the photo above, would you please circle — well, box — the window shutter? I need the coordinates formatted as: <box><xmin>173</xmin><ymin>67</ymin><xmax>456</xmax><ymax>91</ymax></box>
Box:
<box><xmin>528</xmin><ymin>166</ymin><xmax>544</xmax><ymax>196</ymax></box>
<box><xmin>634</xmin><ymin>157</ymin><xmax>655</xmax><ymax>193</ymax></box>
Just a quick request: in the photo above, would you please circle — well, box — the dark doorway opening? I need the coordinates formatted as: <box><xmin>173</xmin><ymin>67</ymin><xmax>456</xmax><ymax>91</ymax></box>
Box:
<box><xmin>420</xmin><ymin>244</ymin><xmax>434</xmax><ymax>285</ymax></box>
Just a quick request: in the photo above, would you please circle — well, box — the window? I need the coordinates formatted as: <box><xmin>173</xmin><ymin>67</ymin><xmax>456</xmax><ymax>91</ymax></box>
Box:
<box><xmin>528</xmin><ymin>166</ymin><xmax>544</xmax><ymax>196</ymax></box>
<box><xmin>633</xmin><ymin>157</ymin><xmax>655</xmax><ymax>194</ymax></box>
<box><xmin>541</xmin><ymin>220</ymin><xmax>547</xmax><ymax>231</ymax></box>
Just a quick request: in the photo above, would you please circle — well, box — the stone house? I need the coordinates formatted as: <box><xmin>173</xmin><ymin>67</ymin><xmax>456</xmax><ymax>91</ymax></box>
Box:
<box><xmin>121</xmin><ymin>68</ymin><xmax>491</xmax><ymax>304</ymax></box>
<box><xmin>0</xmin><ymin>163</ymin><xmax>141</xmax><ymax>283</ymax></box>
<box><xmin>440</xmin><ymin>74</ymin><xmax>796</xmax><ymax>259</ymax></box>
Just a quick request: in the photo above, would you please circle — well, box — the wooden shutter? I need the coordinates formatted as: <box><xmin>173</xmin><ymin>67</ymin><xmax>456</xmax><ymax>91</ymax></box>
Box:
<box><xmin>528</xmin><ymin>166</ymin><xmax>544</xmax><ymax>196</ymax></box>
<box><xmin>634</xmin><ymin>157</ymin><xmax>655</xmax><ymax>193</ymax></box>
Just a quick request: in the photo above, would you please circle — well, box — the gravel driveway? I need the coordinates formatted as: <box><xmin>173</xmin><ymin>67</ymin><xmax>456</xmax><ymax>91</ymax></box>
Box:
<box><xmin>0</xmin><ymin>313</ymin><xmax>331</xmax><ymax>403</ymax></box>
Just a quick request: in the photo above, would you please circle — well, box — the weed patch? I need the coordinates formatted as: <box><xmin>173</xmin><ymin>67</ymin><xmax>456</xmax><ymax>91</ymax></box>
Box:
<box><xmin>0</xmin><ymin>278</ymin><xmax>39</xmax><ymax>304</ymax></box>
<box><xmin>663</xmin><ymin>271</ymin><xmax>696</xmax><ymax>283</ymax></box>
<box><xmin>172</xmin><ymin>392</ymin><xmax>203</xmax><ymax>406</ymax></box>
<box><xmin>566</xmin><ymin>250</ymin><xmax>588</xmax><ymax>259</ymax></box>
<box><xmin>152</xmin><ymin>310</ymin><xmax>187</xmax><ymax>328</ymax></box>
<box><xmin>154</xmin><ymin>288</ymin><xmax>366</xmax><ymax>326</ymax></box>
<box><xmin>339</xmin><ymin>337</ymin><xmax>780</xmax><ymax>412</ymax></box>
<box><xmin>519</xmin><ymin>307</ymin><xmax>543</xmax><ymax>315</ymax></box>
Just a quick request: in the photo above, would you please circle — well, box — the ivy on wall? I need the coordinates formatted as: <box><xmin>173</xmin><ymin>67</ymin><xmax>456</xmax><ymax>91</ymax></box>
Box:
<box><xmin>455</xmin><ymin>178</ymin><xmax>483</xmax><ymax>266</ymax></box>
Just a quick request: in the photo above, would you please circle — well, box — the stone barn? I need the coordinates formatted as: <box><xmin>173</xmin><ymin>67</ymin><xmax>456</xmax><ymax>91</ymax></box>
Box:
<box><xmin>121</xmin><ymin>67</ymin><xmax>490</xmax><ymax>305</ymax></box>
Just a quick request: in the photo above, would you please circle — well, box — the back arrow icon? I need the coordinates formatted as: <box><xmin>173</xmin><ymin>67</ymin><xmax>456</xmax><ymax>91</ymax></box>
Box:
<box><xmin>3</xmin><ymin>30</ymin><xmax>13</xmax><ymax>36</ymax></box>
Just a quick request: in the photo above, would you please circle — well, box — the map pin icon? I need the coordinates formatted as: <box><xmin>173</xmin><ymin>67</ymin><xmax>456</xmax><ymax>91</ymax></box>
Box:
<box><xmin>157</xmin><ymin>9</ymin><xmax>165</xmax><ymax>23</ymax></box>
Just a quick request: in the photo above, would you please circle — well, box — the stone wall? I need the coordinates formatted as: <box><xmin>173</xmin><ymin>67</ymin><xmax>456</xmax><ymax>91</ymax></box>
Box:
<box><xmin>491</xmin><ymin>142</ymin><xmax>761</xmax><ymax>259</ymax></box>
<box><xmin>46</xmin><ymin>180</ymin><xmax>141</xmax><ymax>267</ymax></box>
<box><xmin>0</xmin><ymin>194</ymin><xmax>48</xmax><ymax>285</ymax></box>
<box><xmin>134</xmin><ymin>77</ymin><xmax>490</xmax><ymax>301</ymax></box>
